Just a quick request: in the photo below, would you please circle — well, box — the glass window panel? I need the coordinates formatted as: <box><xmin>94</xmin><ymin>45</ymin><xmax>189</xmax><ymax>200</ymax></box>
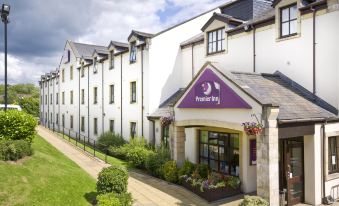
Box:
<box><xmin>290</xmin><ymin>19</ymin><xmax>297</xmax><ymax>34</ymax></box>
<box><xmin>282</xmin><ymin>8</ymin><xmax>289</xmax><ymax>22</ymax></box>
<box><xmin>209</xmin><ymin>145</ymin><xmax>218</xmax><ymax>159</ymax></box>
<box><xmin>230</xmin><ymin>148</ymin><xmax>239</xmax><ymax>176</ymax></box>
<box><xmin>282</xmin><ymin>22</ymin><xmax>289</xmax><ymax>36</ymax></box>
<box><xmin>210</xmin><ymin>160</ymin><xmax>218</xmax><ymax>171</ymax></box>
<box><xmin>217</xmin><ymin>41</ymin><xmax>222</xmax><ymax>51</ymax></box>
<box><xmin>200</xmin><ymin>144</ymin><xmax>208</xmax><ymax>157</ymax></box>
<box><xmin>221</xmin><ymin>29</ymin><xmax>225</xmax><ymax>39</ymax></box>
<box><xmin>230</xmin><ymin>134</ymin><xmax>239</xmax><ymax>148</ymax></box>
<box><xmin>220</xmin><ymin>161</ymin><xmax>229</xmax><ymax>174</ymax></box>
<box><xmin>208</xmin><ymin>43</ymin><xmax>212</xmax><ymax>53</ymax></box>
<box><xmin>200</xmin><ymin>131</ymin><xmax>208</xmax><ymax>143</ymax></box>
<box><xmin>212</xmin><ymin>31</ymin><xmax>216</xmax><ymax>41</ymax></box>
<box><xmin>209</xmin><ymin>132</ymin><xmax>218</xmax><ymax>139</ymax></box>
<box><xmin>208</xmin><ymin>32</ymin><xmax>213</xmax><ymax>43</ymax></box>
<box><xmin>200</xmin><ymin>158</ymin><xmax>208</xmax><ymax>165</ymax></box>
<box><xmin>219</xmin><ymin>147</ymin><xmax>225</xmax><ymax>161</ymax></box>
<box><xmin>217</xmin><ymin>29</ymin><xmax>222</xmax><ymax>41</ymax></box>
<box><xmin>290</xmin><ymin>5</ymin><xmax>297</xmax><ymax>19</ymax></box>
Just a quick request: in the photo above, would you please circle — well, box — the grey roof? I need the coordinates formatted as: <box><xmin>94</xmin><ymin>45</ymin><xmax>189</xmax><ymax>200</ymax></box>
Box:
<box><xmin>180</xmin><ymin>33</ymin><xmax>204</xmax><ymax>47</ymax></box>
<box><xmin>149</xmin><ymin>89</ymin><xmax>186</xmax><ymax>119</ymax></box>
<box><xmin>69</xmin><ymin>41</ymin><xmax>107</xmax><ymax>59</ymax></box>
<box><xmin>108</xmin><ymin>41</ymin><xmax>129</xmax><ymax>49</ymax></box>
<box><xmin>128</xmin><ymin>30</ymin><xmax>154</xmax><ymax>41</ymax></box>
<box><xmin>228</xmin><ymin>71</ymin><xmax>338</xmax><ymax>121</ymax></box>
<box><xmin>201</xmin><ymin>12</ymin><xmax>244</xmax><ymax>31</ymax></box>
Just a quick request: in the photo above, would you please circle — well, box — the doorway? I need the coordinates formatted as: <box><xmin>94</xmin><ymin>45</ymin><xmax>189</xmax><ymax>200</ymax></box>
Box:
<box><xmin>279</xmin><ymin>137</ymin><xmax>304</xmax><ymax>206</ymax></box>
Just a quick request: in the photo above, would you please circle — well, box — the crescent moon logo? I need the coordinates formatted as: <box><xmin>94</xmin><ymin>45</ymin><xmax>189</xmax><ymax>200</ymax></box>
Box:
<box><xmin>202</xmin><ymin>82</ymin><xmax>212</xmax><ymax>96</ymax></box>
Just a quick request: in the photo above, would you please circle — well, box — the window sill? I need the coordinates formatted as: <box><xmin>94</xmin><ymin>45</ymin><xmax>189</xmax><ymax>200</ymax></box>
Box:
<box><xmin>130</xmin><ymin>101</ymin><xmax>137</xmax><ymax>104</ymax></box>
<box><xmin>327</xmin><ymin>172</ymin><xmax>339</xmax><ymax>181</ymax></box>
<box><xmin>129</xmin><ymin>61</ymin><xmax>137</xmax><ymax>64</ymax></box>
<box><xmin>276</xmin><ymin>33</ymin><xmax>300</xmax><ymax>42</ymax></box>
<box><xmin>109</xmin><ymin>102</ymin><xmax>115</xmax><ymax>104</ymax></box>
<box><xmin>206</xmin><ymin>50</ymin><xmax>226</xmax><ymax>57</ymax></box>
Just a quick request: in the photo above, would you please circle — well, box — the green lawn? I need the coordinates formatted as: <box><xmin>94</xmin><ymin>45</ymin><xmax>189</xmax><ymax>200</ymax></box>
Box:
<box><xmin>0</xmin><ymin>135</ymin><xmax>97</xmax><ymax>206</ymax></box>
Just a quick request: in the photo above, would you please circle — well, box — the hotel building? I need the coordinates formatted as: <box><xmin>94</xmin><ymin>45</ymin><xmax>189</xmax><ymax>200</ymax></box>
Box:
<box><xmin>39</xmin><ymin>0</ymin><xmax>339</xmax><ymax>205</ymax></box>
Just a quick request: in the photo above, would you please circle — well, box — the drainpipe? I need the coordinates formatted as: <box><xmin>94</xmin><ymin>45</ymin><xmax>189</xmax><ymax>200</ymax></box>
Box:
<box><xmin>53</xmin><ymin>77</ymin><xmax>55</xmax><ymax>130</ymax></box>
<box><xmin>87</xmin><ymin>65</ymin><xmax>90</xmax><ymax>139</ymax></box>
<box><xmin>312</xmin><ymin>7</ymin><xmax>317</xmax><ymax>95</ymax></box>
<box><xmin>102</xmin><ymin>61</ymin><xmax>104</xmax><ymax>134</ymax></box>
<box><xmin>120</xmin><ymin>53</ymin><xmax>123</xmax><ymax>138</ymax></box>
<box><xmin>141</xmin><ymin>45</ymin><xmax>144</xmax><ymax>137</ymax></box>
<box><xmin>58</xmin><ymin>73</ymin><xmax>60</xmax><ymax>132</ymax></box>
<box><xmin>253</xmin><ymin>26</ymin><xmax>256</xmax><ymax>73</ymax></box>
<box><xmin>322</xmin><ymin>122</ymin><xmax>327</xmax><ymax>203</ymax></box>
<box><xmin>47</xmin><ymin>78</ymin><xmax>50</xmax><ymax>128</ymax></box>
<box><xmin>78</xmin><ymin>66</ymin><xmax>81</xmax><ymax>135</ymax></box>
<box><xmin>42</xmin><ymin>80</ymin><xmax>44</xmax><ymax>126</ymax></box>
<box><xmin>192</xmin><ymin>43</ymin><xmax>194</xmax><ymax>79</ymax></box>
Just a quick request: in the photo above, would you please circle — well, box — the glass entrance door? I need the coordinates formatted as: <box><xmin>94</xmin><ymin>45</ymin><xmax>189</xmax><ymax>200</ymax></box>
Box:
<box><xmin>280</xmin><ymin>137</ymin><xmax>304</xmax><ymax>206</ymax></box>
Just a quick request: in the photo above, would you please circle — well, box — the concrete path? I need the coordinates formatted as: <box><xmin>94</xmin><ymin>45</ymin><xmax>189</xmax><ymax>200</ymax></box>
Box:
<box><xmin>37</xmin><ymin>126</ymin><xmax>244</xmax><ymax>206</ymax></box>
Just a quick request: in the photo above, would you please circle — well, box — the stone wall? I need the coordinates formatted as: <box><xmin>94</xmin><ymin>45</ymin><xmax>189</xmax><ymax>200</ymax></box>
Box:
<box><xmin>173</xmin><ymin>126</ymin><xmax>185</xmax><ymax>166</ymax></box>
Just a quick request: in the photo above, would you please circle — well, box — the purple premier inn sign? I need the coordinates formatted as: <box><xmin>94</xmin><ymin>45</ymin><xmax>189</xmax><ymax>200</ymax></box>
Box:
<box><xmin>178</xmin><ymin>68</ymin><xmax>252</xmax><ymax>109</ymax></box>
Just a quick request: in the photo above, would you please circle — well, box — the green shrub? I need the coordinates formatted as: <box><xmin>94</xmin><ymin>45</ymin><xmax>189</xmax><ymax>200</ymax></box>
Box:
<box><xmin>97</xmin><ymin>166</ymin><xmax>128</xmax><ymax>194</ymax></box>
<box><xmin>129</xmin><ymin>137</ymin><xmax>148</xmax><ymax>148</ymax></box>
<box><xmin>195</xmin><ymin>164</ymin><xmax>210</xmax><ymax>179</ymax></box>
<box><xmin>108</xmin><ymin>146</ymin><xmax>128</xmax><ymax>160</ymax></box>
<box><xmin>239</xmin><ymin>195</ymin><xmax>269</xmax><ymax>206</ymax></box>
<box><xmin>96</xmin><ymin>193</ymin><xmax>121</xmax><ymax>206</ymax></box>
<box><xmin>0</xmin><ymin>140</ymin><xmax>33</xmax><ymax>161</ymax></box>
<box><xmin>0</xmin><ymin>110</ymin><xmax>37</xmax><ymax>142</ymax></box>
<box><xmin>126</xmin><ymin>146</ymin><xmax>153</xmax><ymax>168</ymax></box>
<box><xmin>178</xmin><ymin>160</ymin><xmax>196</xmax><ymax>177</ymax></box>
<box><xmin>98</xmin><ymin>132</ymin><xmax>126</xmax><ymax>151</ymax></box>
<box><xmin>96</xmin><ymin>192</ymin><xmax>133</xmax><ymax>206</ymax></box>
<box><xmin>145</xmin><ymin>146</ymin><xmax>171</xmax><ymax>178</ymax></box>
<box><xmin>163</xmin><ymin>160</ymin><xmax>178</xmax><ymax>183</ymax></box>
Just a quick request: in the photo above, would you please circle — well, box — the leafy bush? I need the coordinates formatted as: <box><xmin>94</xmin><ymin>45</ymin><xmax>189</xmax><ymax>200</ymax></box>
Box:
<box><xmin>195</xmin><ymin>164</ymin><xmax>210</xmax><ymax>179</ymax></box>
<box><xmin>163</xmin><ymin>160</ymin><xmax>178</xmax><ymax>183</ymax></box>
<box><xmin>96</xmin><ymin>192</ymin><xmax>133</xmax><ymax>206</ymax></box>
<box><xmin>108</xmin><ymin>146</ymin><xmax>128</xmax><ymax>160</ymax></box>
<box><xmin>239</xmin><ymin>195</ymin><xmax>269</xmax><ymax>206</ymax></box>
<box><xmin>98</xmin><ymin>132</ymin><xmax>126</xmax><ymax>151</ymax></box>
<box><xmin>97</xmin><ymin>166</ymin><xmax>128</xmax><ymax>194</ymax></box>
<box><xmin>0</xmin><ymin>110</ymin><xmax>37</xmax><ymax>142</ymax></box>
<box><xmin>145</xmin><ymin>146</ymin><xmax>171</xmax><ymax>178</ymax></box>
<box><xmin>178</xmin><ymin>160</ymin><xmax>196</xmax><ymax>177</ymax></box>
<box><xmin>0</xmin><ymin>140</ymin><xmax>33</xmax><ymax>161</ymax></box>
<box><xmin>126</xmin><ymin>146</ymin><xmax>153</xmax><ymax>168</ymax></box>
<box><xmin>226</xmin><ymin>175</ymin><xmax>241</xmax><ymax>189</ymax></box>
<box><xmin>128</xmin><ymin>137</ymin><xmax>148</xmax><ymax>148</ymax></box>
<box><xmin>96</xmin><ymin>193</ymin><xmax>120</xmax><ymax>206</ymax></box>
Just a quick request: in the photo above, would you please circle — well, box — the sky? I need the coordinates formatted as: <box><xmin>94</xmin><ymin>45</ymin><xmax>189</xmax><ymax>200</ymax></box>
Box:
<box><xmin>0</xmin><ymin>0</ymin><xmax>227</xmax><ymax>85</ymax></box>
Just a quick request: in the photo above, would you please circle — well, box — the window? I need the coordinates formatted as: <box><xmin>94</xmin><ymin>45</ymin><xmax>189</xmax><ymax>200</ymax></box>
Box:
<box><xmin>50</xmin><ymin>94</ymin><xmax>53</xmax><ymax>105</ymax></box>
<box><xmin>93</xmin><ymin>87</ymin><xmax>98</xmax><ymax>104</ymax></box>
<box><xmin>62</xmin><ymin>69</ymin><xmax>65</xmax><ymax>82</ymax></box>
<box><xmin>207</xmin><ymin>28</ymin><xmax>225</xmax><ymax>54</ymax></box>
<box><xmin>329</xmin><ymin>137</ymin><xmax>339</xmax><ymax>174</ymax></box>
<box><xmin>70</xmin><ymin>90</ymin><xmax>73</xmax><ymax>104</ymax></box>
<box><xmin>81</xmin><ymin>89</ymin><xmax>85</xmax><ymax>104</ymax></box>
<box><xmin>81</xmin><ymin>116</ymin><xmax>85</xmax><ymax>132</ymax></box>
<box><xmin>162</xmin><ymin>125</ymin><xmax>169</xmax><ymax>148</ymax></box>
<box><xmin>62</xmin><ymin>92</ymin><xmax>65</xmax><ymax>105</ymax></box>
<box><xmin>94</xmin><ymin>118</ymin><xmax>98</xmax><ymax>135</ymax></box>
<box><xmin>45</xmin><ymin>82</ymin><xmax>47</xmax><ymax>87</ymax></box>
<box><xmin>62</xmin><ymin>114</ymin><xmax>65</xmax><ymax>127</ymax></box>
<box><xmin>56</xmin><ymin>113</ymin><xmax>59</xmax><ymax>125</ymax></box>
<box><xmin>109</xmin><ymin>120</ymin><xmax>114</xmax><ymax>133</ymax></box>
<box><xmin>56</xmin><ymin>93</ymin><xmax>59</xmax><ymax>105</ymax></box>
<box><xmin>110</xmin><ymin>50</ymin><xmax>114</xmax><ymax>69</ymax></box>
<box><xmin>50</xmin><ymin>113</ymin><xmax>52</xmax><ymax>124</ymax></box>
<box><xmin>70</xmin><ymin>65</ymin><xmax>73</xmax><ymax>80</ymax></box>
<box><xmin>56</xmin><ymin>77</ymin><xmax>59</xmax><ymax>85</ymax></box>
<box><xmin>199</xmin><ymin>131</ymin><xmax>239</xmax><ymax>176</ymax></box>
<box><xmin>93</xmin><ymin>57</ymin><xmax>98</xmax><ymax>73</ymax></box>
<box><xmin>130</xmin><ymin>42</ymin><xmax>137</xmax><ymax>63</ymax></box>
<box><xmin>81</xmin><ymin>63</ymin><xmax>85</xmax><ymax>77</ymax></box>
<box><xmin>130</xmin><ymin>122</ymin><xmax>136</xmax><ymax>138</ymax></box>
<box><xmin>45</xmin><ymin>95</ymin><xmax>47</xmax><ymax>105</ymax></box>
<box><xmin>280</xmin><ymin>4</ymin><xmax>297</xmax><ymax>38</ymax></box>
<box><xmin>109</xmin><ymin>85</ymin><xmax>114</xmax><ymax>104</ymax></box>
<box><xmin>70</xmin><ymin>115</ymin><xmax>73</xmax><ymax>129</ymax></box>
<box><xmin>130</xmin><ymin>81</ymin><xmax>136</xmax><ymax>103</ymax></box>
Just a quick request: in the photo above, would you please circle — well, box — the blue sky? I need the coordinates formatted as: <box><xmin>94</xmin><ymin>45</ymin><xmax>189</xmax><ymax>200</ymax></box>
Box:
<box><xmin>0</xmin><ymin>0</ymin><xmax>226</xmax><ymax>84</ymax></box>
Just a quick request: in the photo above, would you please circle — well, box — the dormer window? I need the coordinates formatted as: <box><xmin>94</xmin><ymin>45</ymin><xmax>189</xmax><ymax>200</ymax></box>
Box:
<box><xmin>93</xmin><ymin>57</ymin><xmax>98</xmax><ymax>73</ymax></box>
<box><xmin>110</xmin><ymin>50</ymin><xmax>114</xmax><ymax>69</ymax></box>
<box><xmin>207</xmin><ymin>28</ymin><xmax>225</xmax><ymax>55</ymax></box>
<box><xmin>130</xmin><ymin>42</ymin><xmax>137</xmax><ymax>63</ymax></box>
<box><xmin>280</xmin><ymin>4</ymin><xmax>297</xmax><ymax>38</ymax></box>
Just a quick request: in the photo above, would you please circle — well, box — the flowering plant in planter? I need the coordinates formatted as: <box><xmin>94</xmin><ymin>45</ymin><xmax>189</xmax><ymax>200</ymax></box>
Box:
<box><xmin>242</xmin><ymin>122</ymin><xmax>263</xmax><ymax>136</ymax></box>
<box><xmin>160</xmin><ymin>116</ymin><xmax>173</xmax><ymax>127</ymax></box>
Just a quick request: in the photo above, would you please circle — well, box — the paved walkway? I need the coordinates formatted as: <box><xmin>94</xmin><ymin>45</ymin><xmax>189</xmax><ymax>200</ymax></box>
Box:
<box><xmin>37</xmin><ymin>126</ymin><xmax>243</xmax><ymax>206</ymax></box>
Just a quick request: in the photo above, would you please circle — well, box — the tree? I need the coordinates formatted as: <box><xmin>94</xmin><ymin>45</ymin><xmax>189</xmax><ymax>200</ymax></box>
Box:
<box><xmin>18</xmin><ymin>96</ymin><xmax>39</xmax><ymax>117</ymax></box>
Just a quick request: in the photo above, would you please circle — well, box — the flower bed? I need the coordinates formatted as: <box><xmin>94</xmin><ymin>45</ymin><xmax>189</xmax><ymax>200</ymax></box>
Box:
<box><xmin>179</xmin><ymin>172</ymin><xmax>241</xmax><ymax>202</ymax></box>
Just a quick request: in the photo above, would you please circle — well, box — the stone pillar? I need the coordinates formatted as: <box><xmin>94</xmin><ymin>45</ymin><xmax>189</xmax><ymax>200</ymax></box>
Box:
<box><xmin>173</xmin><ymin>126</ymin><xmax>185</xmax><ymax>166</ymax></box>
<box><xmin>257</xmin><ymin>106</ymin><xmax>279</xmax><ymax>205</ymax></box>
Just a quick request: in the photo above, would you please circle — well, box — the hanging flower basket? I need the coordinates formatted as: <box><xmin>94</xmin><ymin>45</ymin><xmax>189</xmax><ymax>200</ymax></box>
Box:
<box><xmin>160</xmin><ymin>116</ymin><xmax>173</xmax><ymax>127</ymax></box>
<box><xmin>242</xmin><ymin>122</ymin><xmax>263</xmax><ymax>136</ymax></box>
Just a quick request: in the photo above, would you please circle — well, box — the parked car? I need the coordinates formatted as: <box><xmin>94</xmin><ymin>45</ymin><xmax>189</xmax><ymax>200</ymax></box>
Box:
<box><xmin>0</xmin><ymin>104</ymin><xmax>22</xmax><ymax>111</ymax></box>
